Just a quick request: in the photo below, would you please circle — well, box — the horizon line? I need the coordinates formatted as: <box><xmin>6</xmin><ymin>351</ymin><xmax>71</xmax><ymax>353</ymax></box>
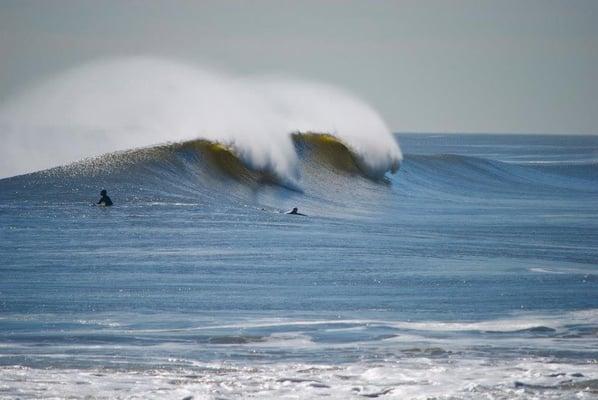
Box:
<box><xmin>393</xmin><ymin>131</ymin><xmax>598</xmax><ymax>136</ymax></box>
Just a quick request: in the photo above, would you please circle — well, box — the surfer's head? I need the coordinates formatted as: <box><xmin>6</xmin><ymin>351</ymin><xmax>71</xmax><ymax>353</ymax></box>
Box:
<box><xmin>292</xmin><ymin>207</ymin><xmax>298</xmax><ymax>213</ymax></box>
<box><xmin>100</xmin><ymin>189</ymin><xmax>107</xmax><ymax>196</ymax></box>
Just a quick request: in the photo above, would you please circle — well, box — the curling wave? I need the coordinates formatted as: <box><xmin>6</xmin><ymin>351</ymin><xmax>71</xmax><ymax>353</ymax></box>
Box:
<box><xmin>0</xmin><ymin>57</ymin><xmax>402</xmax><ymax>180</ymax></box>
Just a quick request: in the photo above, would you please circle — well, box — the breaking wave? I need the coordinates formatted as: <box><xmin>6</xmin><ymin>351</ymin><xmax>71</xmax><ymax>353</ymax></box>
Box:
<box><xmin>2</xmin><ymin>310</ymin><xmax>597</xmax><ymax>399</ymax></box>
<box><xmin>0</xmin><ymin>57</ymin><xmax>402</xmax><ymax>181</ymax></box>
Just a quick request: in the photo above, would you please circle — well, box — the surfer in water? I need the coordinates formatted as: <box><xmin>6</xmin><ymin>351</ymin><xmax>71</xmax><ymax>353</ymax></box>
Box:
<box><xmin>97</xmin><ymin>189</ymin><xmax>113</xmax><ymax>206</ymax></box>
<box><xmin>286</xmin><ymin>207</ymin><xmax>306</xmax><ymax>216</ymax></box>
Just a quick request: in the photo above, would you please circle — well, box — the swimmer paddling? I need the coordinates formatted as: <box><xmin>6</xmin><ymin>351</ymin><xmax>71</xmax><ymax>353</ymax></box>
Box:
<box><xmin>97</xmin><ymin>189</ymin><xmax>113</xmax><ymax>206</ymax></box>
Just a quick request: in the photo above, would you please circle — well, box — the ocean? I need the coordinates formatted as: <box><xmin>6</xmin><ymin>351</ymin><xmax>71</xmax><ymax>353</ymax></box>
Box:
<box><xmin>0</xmin><ymin>133</ymin><xmax>597</xmax><ymax>399</ymax></box>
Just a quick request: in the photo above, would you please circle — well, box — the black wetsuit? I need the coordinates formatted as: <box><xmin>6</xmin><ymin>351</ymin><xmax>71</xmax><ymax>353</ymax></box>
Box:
<box><xmin>98</xmin><ymin>195</ymin><xmax>113</xmax><ymax>206</ymax></box>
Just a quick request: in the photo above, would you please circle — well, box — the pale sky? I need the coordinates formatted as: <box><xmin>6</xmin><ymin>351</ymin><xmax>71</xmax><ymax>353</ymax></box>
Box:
<box><xmin>1</xmin><ymin>0</ymin><xmax>597</xmax><ymax>134</ymax></box>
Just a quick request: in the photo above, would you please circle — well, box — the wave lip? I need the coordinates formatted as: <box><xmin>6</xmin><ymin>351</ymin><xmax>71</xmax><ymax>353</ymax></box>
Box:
<box><xmin>293</xmin><ymin>132</ymin><xmax>401</xmax><ymax>180</ymax></box>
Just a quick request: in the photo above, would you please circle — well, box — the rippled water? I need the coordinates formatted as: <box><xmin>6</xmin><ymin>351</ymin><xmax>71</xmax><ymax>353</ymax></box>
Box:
<box><xmin>1</xmin><ymin>134</ymin><xmax>597</xmax><ymax>399</ymax></box>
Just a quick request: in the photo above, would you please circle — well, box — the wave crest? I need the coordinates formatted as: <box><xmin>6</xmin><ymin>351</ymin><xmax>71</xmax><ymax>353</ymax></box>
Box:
<box><xmin>0</xmin><ymin>57</ymin><xmax>402</xmax><ymax>180</ymax></box>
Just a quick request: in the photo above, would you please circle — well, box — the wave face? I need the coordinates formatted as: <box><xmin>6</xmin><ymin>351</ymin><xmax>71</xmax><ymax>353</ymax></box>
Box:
<box><xmin>0</xmin><ymin>57</ymin><xmax>402</xmax><ymax>181</ymax></box>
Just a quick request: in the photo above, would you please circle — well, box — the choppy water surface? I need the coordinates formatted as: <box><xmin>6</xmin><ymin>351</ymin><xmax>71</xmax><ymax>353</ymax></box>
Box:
<box><xmin>1</xmin><ymin>134</ymin><xmax>597</xmax><ymax>399</ymax></box>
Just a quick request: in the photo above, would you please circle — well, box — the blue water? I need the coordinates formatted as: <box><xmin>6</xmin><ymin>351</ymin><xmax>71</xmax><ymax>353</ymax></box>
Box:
<box><xmin>1</xmin><ymin>134</ymin><xmax>597</xmax><ymax>399</ymax></box>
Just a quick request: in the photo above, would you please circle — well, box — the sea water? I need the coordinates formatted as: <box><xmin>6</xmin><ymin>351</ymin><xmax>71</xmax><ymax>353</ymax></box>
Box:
<box><xmin>0</xmin><ymin>134</ymin><xmax>597</xmax><ymax>399</ymax></box>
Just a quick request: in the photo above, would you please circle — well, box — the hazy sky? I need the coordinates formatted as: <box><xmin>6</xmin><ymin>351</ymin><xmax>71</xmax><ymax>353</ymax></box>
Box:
<box><xmin>1</xmin><ymin>0</ymin><xmax>596</xmax><ymax>134</ymax></box>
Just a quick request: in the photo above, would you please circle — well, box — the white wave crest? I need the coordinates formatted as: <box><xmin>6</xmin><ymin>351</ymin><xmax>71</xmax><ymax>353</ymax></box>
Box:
<box><xmin>0</xmin><ymin>57</ymin><xmax>402</xmax><ymax>180</ymax></box>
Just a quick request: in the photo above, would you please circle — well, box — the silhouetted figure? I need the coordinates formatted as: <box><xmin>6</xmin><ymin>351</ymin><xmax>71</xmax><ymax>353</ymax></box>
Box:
<box><xmin>286</xmin><ymin>207</ymin><xmax>306</xmax><ymax>216</ymax></box>
<box><xmin>97</xmin><ymin>189</ymin><xmax>113</xmax><ymax>206</ymax></box>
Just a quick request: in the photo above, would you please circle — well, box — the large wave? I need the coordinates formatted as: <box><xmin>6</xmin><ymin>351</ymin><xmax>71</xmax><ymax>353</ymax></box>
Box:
<box><xmin>2</xmin><ymin>133</ymin><xmax>596</xmax><ymax>224</ymax></box>
<box><xmin>0</xmin><ymin>57</ymin><xmax>402</xmax><ymax>181</ymax></box>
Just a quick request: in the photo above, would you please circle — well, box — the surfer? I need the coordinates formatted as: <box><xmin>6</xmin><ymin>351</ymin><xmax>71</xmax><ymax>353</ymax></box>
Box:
<box><xmin>97</xmin><ymin>189</ymin><xmax>113</xmax><ymax>206</ymax></box>
<box><xmin>286</xmin><ymin>207</ymin><xmax>306</xmax><ymax>216</ymax></box>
